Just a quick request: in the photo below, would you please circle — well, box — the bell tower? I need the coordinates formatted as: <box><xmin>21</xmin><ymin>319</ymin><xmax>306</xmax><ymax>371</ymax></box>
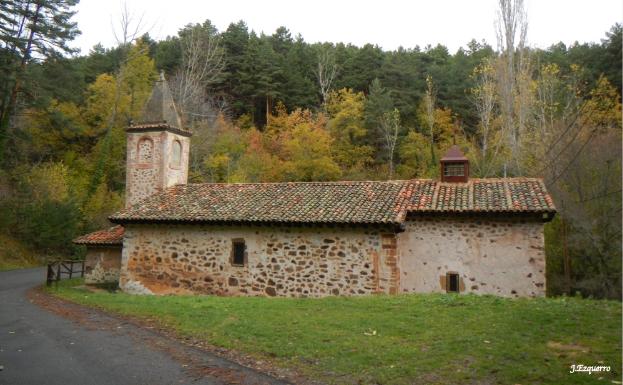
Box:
<box><xmin>125</xmin><ymin>73</ymin><xmax>192</xmax><ymax>208</ymax></box>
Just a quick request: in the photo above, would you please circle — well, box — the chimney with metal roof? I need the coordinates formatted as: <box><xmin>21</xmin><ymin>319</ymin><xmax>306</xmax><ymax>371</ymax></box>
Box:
<box><xmin>440</xmin><ymin>145</ymin><xmax>469</xmax><ymax>183</ymax></box>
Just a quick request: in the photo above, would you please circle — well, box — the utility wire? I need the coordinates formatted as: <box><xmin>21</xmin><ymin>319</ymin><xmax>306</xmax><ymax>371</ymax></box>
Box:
<box><xmin>545</xmin><ymin>128</ymin><xmax>597</xmax><ymax>188</ymax></box>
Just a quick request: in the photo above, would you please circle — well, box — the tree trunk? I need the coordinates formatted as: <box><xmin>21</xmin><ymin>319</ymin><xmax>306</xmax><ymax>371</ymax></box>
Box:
<box><xmin>561</xmin><ymin>216</ymin><xmax>572</xmax><ymax>295</ymax></box>
<box><xmin>0</xmin><ymin>1</ymin><xmax>42</xmax><ymax>163</ymax></box>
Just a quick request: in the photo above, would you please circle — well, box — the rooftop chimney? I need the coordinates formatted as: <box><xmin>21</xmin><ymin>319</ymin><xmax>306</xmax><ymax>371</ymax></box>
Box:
<box><xmin>440</xmin><ymin>145</ymin><xmax>469</xmax><ymax>183</ymax></box>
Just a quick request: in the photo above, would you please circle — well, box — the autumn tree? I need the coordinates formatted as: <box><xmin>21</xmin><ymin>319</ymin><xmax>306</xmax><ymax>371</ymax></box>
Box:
<box><xmin>85</xmin><ymin>39</ymin><xmax>156</xmax><ymax>195</ymax></box>
<box><xmin>495</xmin><ymin>0</ymin><xmax>530</xmax><ymax>174</ymax></box>
<box><xmin>266</xmin><ymin>106</ymin><xmax>341</xmax><ymax>181</ymax></box>
<box><xmin>398</xmin><ymin>130</ymin><xmax>434</xmax><ymax>179</ymax></box>
<box><xmin>325</xmin><ymin>88</ymin><xmax>373</xmax><ymax>177</ymax></box>
<box><xmin>541</xmin><ymin>76</ymin><xmax>622</xmax><ymax>298</ymax></box>
<box><xmin>203</xmin><ymin>114</ymin><xmax>246</xmax><ymax>182</ymax></box>
<box><xmin>281</xmin><ymin>112</ymin><xmax>341</xmax><ymax>181</ymax></box>
<box><xmin>470</xmin><ymin>57</ymin><xmax>505</xmax><ymax>177</ymax></box>
<box><xmin>234</xmin><ymin>127</ymin><xmax>282</xmax><ymax>182</ymax></box>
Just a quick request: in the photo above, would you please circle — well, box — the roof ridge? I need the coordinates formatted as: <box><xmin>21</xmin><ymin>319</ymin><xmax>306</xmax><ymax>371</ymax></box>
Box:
<box><xmin>470</xmin><ymin>177</ymin><xmax>545</xmax><ymax>182</ymax></box>
<box><xmin>188</xmin><ymin>180</ymin><xmax>414</xmax><ymax>187</ymax></box>
<box><xmin>184</xmin><ymin>177</ymin><xmax>546</xmax><ymax>188</ymax></box>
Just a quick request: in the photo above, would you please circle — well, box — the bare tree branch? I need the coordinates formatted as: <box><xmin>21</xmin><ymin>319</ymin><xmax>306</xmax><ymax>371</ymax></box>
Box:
<box><xmin>170</xmin><ymin>23</ymin><xmax>225</xmax><ymax>126</ymax></box>
<box><xmin>423</xmin><ymin>75</ymin><xmax>437</xmax><ymax>164</ymax></box>
<box><xmin>379</xmin><ymin>108</ymin><xmax>400</xmax><ymax>178</ymax></box>
<box><xmin>314</xmin><ymin>47</ymin><xmax>338</xmax><ymax>106</ymax></box>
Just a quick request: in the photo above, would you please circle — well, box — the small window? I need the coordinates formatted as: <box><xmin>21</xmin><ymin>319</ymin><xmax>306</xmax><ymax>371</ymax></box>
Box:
<box><xmin>446</xmin><ymin>273</ymin><xmax>460</xmax><ymax>293</ymax></box>
<box><xmin>232</xmin><ymin>239</ymin><xmax>246</xmax><ymax>266</ymax></box>
<box><xmin>444</xmin><ymin>163</ymin><xmax>465</xmax><ymax>177</ymax></box>
<box><xmin>171</xmin><ymin>140</ymin><xmax>182</xmax><ymax>167</ymax></box>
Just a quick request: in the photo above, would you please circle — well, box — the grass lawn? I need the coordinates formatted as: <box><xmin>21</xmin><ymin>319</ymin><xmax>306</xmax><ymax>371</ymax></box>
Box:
<box><xmin>47</xmin><ymin>279</ymin><xmax>621</xmax><ymax>385</ymax></box>
<box><xmin>0</xmin><ymin>234</ymin><xmax>41</xmax><ymax>271</ymax></box>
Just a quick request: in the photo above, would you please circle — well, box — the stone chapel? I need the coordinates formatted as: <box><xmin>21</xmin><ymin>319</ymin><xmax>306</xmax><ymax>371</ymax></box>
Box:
<box><xmin>74</xmin><ymin>75</ymin><xmax>556</xmax><ymax>298</ymax></box>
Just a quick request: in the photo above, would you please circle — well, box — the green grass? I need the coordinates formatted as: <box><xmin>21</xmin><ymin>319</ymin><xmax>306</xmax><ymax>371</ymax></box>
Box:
<box><xmin>48</xmin><ymin>279</ymin><xmax>621</xmax><ymax>385</ymax></box>
<box><xmin>0</xmin><ymin>234</ymin><xmax>41</xmax><ymax>271</ymax></box>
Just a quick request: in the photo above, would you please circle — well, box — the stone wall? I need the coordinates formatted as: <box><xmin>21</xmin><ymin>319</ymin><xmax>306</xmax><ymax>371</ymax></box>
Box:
<box><xmin>120</xmin><ymin>224</ymin><xmax>398</xmax><ymax>297</ymax></box>
<box><xmin>396</xmin><ymin>215</ymin><xmax>546</xmax><ymax>297</ymax></box>
<box><xmin>84</xmin><ymin>246</ymin><xmax>122</xmax><ymax>284</ymax></box>
<box><xmin>118</xmin><ymin>216</ymin><xmax>546</xmax><ymax>297</ymax></box>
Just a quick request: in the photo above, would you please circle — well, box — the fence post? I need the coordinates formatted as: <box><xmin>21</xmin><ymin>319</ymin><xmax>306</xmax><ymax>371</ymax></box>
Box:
<box><xmin>56</xmin><ymin>262</ymin><xmax>61</xmax><ymax>284</ymax></box>
<box><xmin>46</xmin><ymin>264</ymin><xmax>53</xmax><ymax>287</ymax></box>
<box><xmin>68</xmin><ymin>261</ymin><xmax>73</xmax><ymax>279</ymax></box>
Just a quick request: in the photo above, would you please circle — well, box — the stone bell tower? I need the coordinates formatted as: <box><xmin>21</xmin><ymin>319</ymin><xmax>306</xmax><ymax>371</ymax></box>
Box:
<box><xmin>125</xmin><ymin>73</ymin><xmax>192</xmax><ymax>208</ymax></box>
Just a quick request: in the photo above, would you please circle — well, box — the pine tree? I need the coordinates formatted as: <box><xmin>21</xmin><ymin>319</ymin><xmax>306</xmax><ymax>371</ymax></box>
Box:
<box><xmin>364</xmin><ymin>78</ymin><xmax>393</xmax><ymax>162</ymax></box>
<box><xmin>0</xmin><ymin>0</ymin><xmax>81</xmax><ymax>165</ymax></box>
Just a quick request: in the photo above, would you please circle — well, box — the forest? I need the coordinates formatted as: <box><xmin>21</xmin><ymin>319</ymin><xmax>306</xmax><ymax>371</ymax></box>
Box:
<box><xmin>0</xmin><ymin>0</ymin><xmax>621</xmax><ymax>299</ymax></box>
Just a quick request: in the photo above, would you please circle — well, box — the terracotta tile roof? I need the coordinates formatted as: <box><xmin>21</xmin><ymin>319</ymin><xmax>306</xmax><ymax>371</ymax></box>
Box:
<box><xmin>109</xmin><ymin>178</ymin><xmax>555</xmax><ymax>225</ymax></box>
<box><xmin>407</xmin><ymin>178</ymin><xmax>556</xmax><ymax>213</ymax></box>
<box><xmin>73</xmin><ymin>225</ymin><xmax>124</xmax><ymax>245</ymax></box>
<box><xmin>111</xmin><ymin>181</ymin><xmax>410</xmax><ymax>225</ymax></box>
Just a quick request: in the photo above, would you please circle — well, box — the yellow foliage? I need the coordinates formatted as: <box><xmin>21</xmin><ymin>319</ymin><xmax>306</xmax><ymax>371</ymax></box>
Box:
<box><xmin>266</xmin><ymin>107</ymin><xmax>341</xmax><ymax>181</ymax></box>
<box><xmin>203</xmin><ymin>115</ymin><xmax>246</xmax><ymax>182</ymax></box>
<box><xmin>83</xmin><ymin>73</ymin><xmax>118</xmax><ymax>129</ymax></box>
<box><xmin>582</xmin><ymin>76</ymin><xmax>622</xmax><ymax>131</ymax></box>
<box><xmin>24</xmin><ymin>162</ymin><xmax>71</xmax><ymax>203</ymax></box>
<box><xmin>234</xmin><ymin>129</ymin><xmax>283</xmax><ymax>182</ymax></box>
<box><xmin>82</xmin><ymin>181</ymin><xmax>124</xmax><ymax>229</ymax></box>
<box><xmin>22</xmin><ymin>99</ymin><xmax>90</xmax><ymax>157</ymax></box>
<box><xmin>122</xmin><ymin>39</ymin><xmax>157</xmax><ymax>120</ymax></box>
<box><xmin>326</xmin><ymin>88</ymin><xmax>367</xmax><ymax>140</ymax></box>
<box><xmin>281</xmin><ymin>120</ymin><xmax>342</xmax><ymax>181</ymax></box>
<box><xmin>325</xmin><ymin>88</ymin><xmax>374</xmax><ymax>173</ymax></box>
<box><xmin>83</xmin><ymin>40</ymin><xmax>156</xmax><ymax>130</ymax></box>
<box><xmin>433</xmin><ymin>107</ymin><xmax>456</xmax><ymax>148</ymax></box>
<box><xmin>398</xmin><ymin>130</ymin><xmax>434</xmax><ymax>178</ymax></box>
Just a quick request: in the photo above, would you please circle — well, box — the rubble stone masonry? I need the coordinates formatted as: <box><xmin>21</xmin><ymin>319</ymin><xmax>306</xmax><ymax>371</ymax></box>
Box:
<box><xmin>84</xmin><ymin>247</ymin><xmax>122</xmax><ymax>284</ymax></box>
<box><xmin>120</xmin><ymin>224</ymin><xmax>399</xmax><ymax>296</ymax></box>
<box><xmin>119</xmin><ymin>215</ymin><xmax>545</xmax><ymax>297</ymax></box>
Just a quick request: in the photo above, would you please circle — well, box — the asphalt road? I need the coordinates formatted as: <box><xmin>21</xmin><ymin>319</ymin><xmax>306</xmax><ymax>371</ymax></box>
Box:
<box><xmin>0</xmin><ymin>268</ymin><xmax>288</xmax><ymax>385</ymax></box>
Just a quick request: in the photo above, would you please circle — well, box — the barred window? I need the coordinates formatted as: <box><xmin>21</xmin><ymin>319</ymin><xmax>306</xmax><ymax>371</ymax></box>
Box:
<box><xmin>444</xmin><ymin>163</ymin><xmax>465</xmax><ymax>177</ymax></box>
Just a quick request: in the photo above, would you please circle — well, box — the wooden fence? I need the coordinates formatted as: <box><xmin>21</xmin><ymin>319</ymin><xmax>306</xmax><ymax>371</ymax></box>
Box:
<box><xmin>46</xmin><ymin>260</ymin><xmax>85</xmax><ymax>286</ymax></box>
